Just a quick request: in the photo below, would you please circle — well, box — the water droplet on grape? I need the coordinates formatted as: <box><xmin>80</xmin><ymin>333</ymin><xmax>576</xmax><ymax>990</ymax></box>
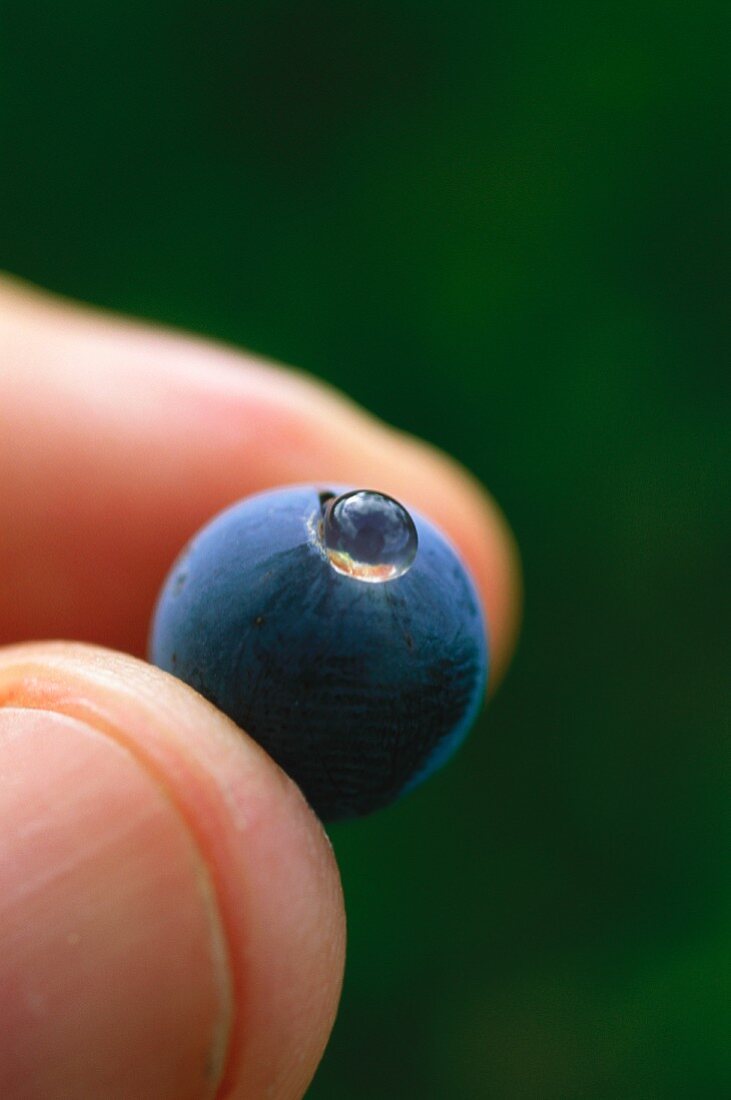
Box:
<box><xmin>321</xmin><ymin>490</ymin><xmax>418</xmax><ymax>582</ymax></box>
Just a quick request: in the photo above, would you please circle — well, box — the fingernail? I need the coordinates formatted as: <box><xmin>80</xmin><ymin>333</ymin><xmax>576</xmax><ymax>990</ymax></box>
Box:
<box><xmin>0</xmin><ymin>708</ymin><xmax>232</xmax><ymax>1099</ymax></box>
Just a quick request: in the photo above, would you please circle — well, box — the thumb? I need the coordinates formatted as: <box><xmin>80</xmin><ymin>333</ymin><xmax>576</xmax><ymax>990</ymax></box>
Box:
<box><xmin>0</xmin><ymin>643</ymin><xmax>345</xmax><ymax>1100</ymax></box>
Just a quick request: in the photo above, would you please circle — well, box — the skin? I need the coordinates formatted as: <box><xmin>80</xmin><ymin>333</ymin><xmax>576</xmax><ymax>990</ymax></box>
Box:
<box><xmin>0</xmin><ymin>275</ymin><xmax>521</xmax><ymax>1099</ymax></box>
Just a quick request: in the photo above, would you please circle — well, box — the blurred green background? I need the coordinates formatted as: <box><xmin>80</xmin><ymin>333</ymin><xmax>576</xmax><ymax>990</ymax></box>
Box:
<box><xmin>1</xmin><ymin>2</ymin><xmax>728</xmax><ymax>1096</ymax></box>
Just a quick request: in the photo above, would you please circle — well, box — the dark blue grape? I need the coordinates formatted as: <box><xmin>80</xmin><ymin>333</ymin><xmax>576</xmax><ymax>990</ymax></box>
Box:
<box><xmin>149</xmin><ymin>485</ymin><xmax>488</xmax><ymax>821</ymax></box>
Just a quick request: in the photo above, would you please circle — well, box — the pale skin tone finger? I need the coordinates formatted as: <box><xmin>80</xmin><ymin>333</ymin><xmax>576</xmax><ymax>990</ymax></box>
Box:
<box><xmin>0</xmin><ymin>643</ymin><xmax>345</xmax><ymax>1099</ymax></box>
<box><xmin>0</xmin><ymin>273</ymin><xmax>521</xmax><ymax>687</ymax></box>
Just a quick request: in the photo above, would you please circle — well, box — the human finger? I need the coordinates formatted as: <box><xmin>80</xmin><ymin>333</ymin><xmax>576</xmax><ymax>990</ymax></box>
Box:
<box><xmin>0</xmin><ymin>642</ymin><xmax>345</xmax><ymax>1099</ymax></box>
<box><xmin>0</xmin><ymin>275</ymin><xmax>520</xmax><ymax>686</ymax></box>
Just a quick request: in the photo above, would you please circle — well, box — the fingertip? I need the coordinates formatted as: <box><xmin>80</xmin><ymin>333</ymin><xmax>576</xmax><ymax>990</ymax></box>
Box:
<box><xmin>0</xmin><ymin>276</ymin><xmax>521</xmax><ymax>685</ymax></box>
<box><xmin>0</xmin><ymin>643</ymin><xmax>345</xmax><ymax>1099</ymax></box>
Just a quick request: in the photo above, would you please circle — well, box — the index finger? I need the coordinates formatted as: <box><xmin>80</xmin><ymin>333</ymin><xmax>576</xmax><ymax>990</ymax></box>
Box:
<box><xmin>0</xmin><ymin>275</ymin><xmax>520</xmax><ymax>685</ymax></box>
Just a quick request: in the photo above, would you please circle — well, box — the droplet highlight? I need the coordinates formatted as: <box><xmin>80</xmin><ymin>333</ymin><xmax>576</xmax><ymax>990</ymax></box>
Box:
<box><xmin>321</xmin><ymin>490</ymin><xmax>418</xmax><ymax>582</ymax></box>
